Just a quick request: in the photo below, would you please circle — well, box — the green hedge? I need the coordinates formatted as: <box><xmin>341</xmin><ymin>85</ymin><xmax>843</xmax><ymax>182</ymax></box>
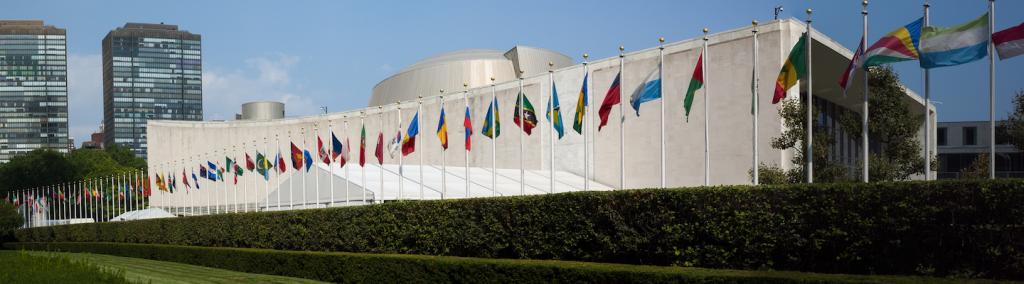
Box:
<box><xmin>14</xmin><ymin>180</ymin><xmax>1024</xmax><ymax>279</ymax></box>
<box><xmin>6</xmin><ymin>242</ymin><xmax>984</xmax><ymax>283</ymax></box>
<box><xmin>0</xmin><ymin>250</ymin><xmax>130</xmax><ymax>283</ymax></box>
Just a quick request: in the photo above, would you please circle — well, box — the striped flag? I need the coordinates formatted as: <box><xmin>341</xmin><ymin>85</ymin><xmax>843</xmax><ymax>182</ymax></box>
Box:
<box><xmin>482</xmin><ymin>98</ymin><xmax>500</xmax><ymax>139</ymax></box>
<box><xmin>683</xmin><ymin>49</ymin><xmax>704</xmax><ymax>121</ymax></box>
<box><xmin>994</xmin><ymin>22</ymin><xmax>1024</xmax><ymax>60</ymax></box>
<box><xmin>548</xmin><ymin>82</ymin><xmax>565</xmax><ymax>139</ymax></box>
<box><xmin>437</xmin><ymin>107</ymin><xmax>449</xmax><ymax>150</ymax></box>
<box><xmin>862</xmin><ymin>18</ymin><xmax>923</xmax><ymax>67</ymax></box>
<box><xmin>572</xmin><ymin>74</ymin><xmax>587</xmax><ymax>134</ymax></box>
<box><xmin>629</xmin><ymin>65</ymin><xmax>662</xmax><ymax>116</ymax></box>
<box><xmin>919</xmin><ymin>13</ymin><xmax>989</xmax><ymax>69</ymax></box>
<box><xmin>838</xmin><ymin>37</ymin><xmax>864</xmax><ymax>96</ymax></box>
<box><xmin>359</xmin><ymin>125</ymin><xmax>367</xmax><ymax>166</ymax></box>
<box><xmin>773</xmin><ymin>33</ymin><xmax>807</xmax><ymax>104</ymax></box>
<box><xmin>463</xmin><ymin>106</ymin><xmax>472</xmax><ymax>150</ymax></box>
<box><xmin>597</xmin><ymin>72</ymin><xmax>621</xmax><ymax>131</ymax></box>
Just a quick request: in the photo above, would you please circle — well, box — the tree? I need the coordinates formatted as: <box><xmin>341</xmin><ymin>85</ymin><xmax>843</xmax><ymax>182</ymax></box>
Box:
<box><xmin>0</xmin><ymin>202</ymin><xmax>21</xmax><ymax>241</ymax></box>
<box><xmin>0</xmin><ymin>150</ymin><xmax>76</xmax><ymax>193</ymax></box>
<box><xmin>1005</xmin><ymin>90</ymin><xmax>1024</xmax><ymax>151</ymax></box>
<box><xmin>765</xmin><ymin>99</ymin><xmax>849</xmax><ymax>183</ymax></box>
<box><xmin>104</xmin><ymin>144</ymin><xmax>146</xmax><ymax>170</ymax></box>
<box><xmin>838</xmin><ymin>66</ymin><xmax>926</xmax><ymax>181</ymax></box>
<box><xmin>959</xmin><ymin>153</ymin><xmax>990</xmax><ymax>179</ymax></box>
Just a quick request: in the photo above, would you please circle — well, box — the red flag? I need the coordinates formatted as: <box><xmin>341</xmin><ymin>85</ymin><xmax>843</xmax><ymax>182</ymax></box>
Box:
<box><xmin>359</xmin><ymin>125</ymin><xmax>366</xmax><ymax>166</ymax></box>
<box><xmin>245</xmin><ymin>153</ymin><xmax>256</xmax><ymax>171</ymax></box>
<box><xmin>277</xmin><ymin>154</ymin><xmax>287</xmax><ymax>173</ymax></box>
<box><xmin>290</xmin><ymin>142</ymin><xmax>303</xmax><ymax>170</ymax></box>
<box><xmin>375</xmin><ymin>132</ymin><xmax>384</xmax><ymax>164</ymax></box>
<box><xmin>317</xmin><ymin>136</ymin><xmax>331</xmax><ymax>164</ymax></box>
<box><xmin>597</xmin><ymin>72</ymin><xmax>621</xmax><ymax>131</ymax></box>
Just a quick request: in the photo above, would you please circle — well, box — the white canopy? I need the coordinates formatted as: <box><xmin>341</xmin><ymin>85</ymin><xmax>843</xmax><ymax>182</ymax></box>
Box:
<box><xmin>111</xmin><ymin>207</ymin><xmax>177</xmax><ymax>221</ymax></box>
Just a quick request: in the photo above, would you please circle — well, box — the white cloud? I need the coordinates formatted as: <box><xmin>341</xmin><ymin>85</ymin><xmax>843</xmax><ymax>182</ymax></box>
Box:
<box><xmin>202</xmin><ymin>54</ymin><xmax>320</xmax><ymax>120</ymax></box>
<box><xmin>67</xmin><ymin>53</ymin><xmax>103</xmax><ymax>146</ymax></box>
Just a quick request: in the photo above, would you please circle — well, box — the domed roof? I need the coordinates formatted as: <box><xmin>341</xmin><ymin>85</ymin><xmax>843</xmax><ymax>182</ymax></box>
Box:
<box><xmin>399</xmin><ymin>49</ymin><xmax>509</xmax><ymax>73</ymax></box>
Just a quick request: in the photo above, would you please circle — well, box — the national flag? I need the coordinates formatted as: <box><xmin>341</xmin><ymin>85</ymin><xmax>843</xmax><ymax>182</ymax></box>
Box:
<box><xmin>862</xmin><ymin>18</ymin><xmax>923</xmax><ymax>67</ymax></box>
<box><xmin>234</xmin><ymin>163</ymin><xmax>244</xmax><ymax>184</ymax></box>
<box><xmin>838</xmin><ymin>37</ymin><xmax>864</xmax><ymax>96</ymax></box>
<box><xmin>402</xmin><ymin>112</ymin><xmax>419</xmax><ymax>156</ymax></box>
<box><xmin>331</xmin><ymin>132</ymin><xmax>343</xmax><ymax>161</ymax></box>
<box><xmin>994</xmin><ymin>22</ymin><xmax>1024</xmax><ymax>60</ymax></box>
<box><xmin>482</xmin><ymin>98</ymin><xmax>501</xmax><ymax>138</ymax></box>
<box><xmin>255</xmin><ymin>152</ymin><xmax>269</xmax><ymax>177</ymax></box>
<box><xmin>207</xmin><ymin>161</ymin><xmax>220</xmax><ymax>181</ymax></box>
<box><xmin>598</xmin><ymin>72</ymin><xmax>621</xmax><ymax>131</ymax></box>
<box><xmin>245</xmin><ymin>153</ymin><xmax>256</xmax><ymax>171</ymax></box>
<box><xmin>572</xmin><ymin>74</ymin><xmax>587</xmax><ymax>134</ymax></box>
<box><xmin>684</xmin><ymin>49</ymin><xmax>704</xmax><ymax>121</ymax></box>
<box><xmin>200</xmin><ymin>165</ymin><xmax>208</xmax><ymax>179</ymax></box>
<box><xmin>183</xmin><ymin>170</ymin><xmax>191</xmax><ymax>190</ymax></box>
<box><xmin>548</xmin><ymin>81</ymin><xmax>565</xmax><ymax>139</ymax></box>
<box><xmin>629</xmin><ymin>63</ymin><xmax>662</xmax><ymax>116</ymax></box>
<box><xmin>773</xmin><ymin>33</ymin><xmax>808</xmax><ymax>104</ymax></box>
<box><xmin>513</xmin><ymin>91</ymin><xmax>539</xmax><ymax>135</ymax></box>
<box><xmin>463</xmin><ymin>106</ymin><xmax>472</xmax><ymax>150</ymax></box>
<box><xmin>375</xmin><ymin>131</ymin><xmax>384</xmax><ymax>164</ymax></box>
<box><xmin>388</xmin><ymin>131</ymin><xmax>401</xmax><ymax>157</ymax></box>
<box><xmin>156</xmin><ymin>174</ymin><xmax>166</xmax><ymax>192</ymax></box>
<box><xmin>437</xmin><ymin>107</ymin><xmax>449</xmax><ymax>150</ymax></box>
<box><xmin>192</xmin><ymin>171</ymin><xmax>200</xmax><ymax>189</ymax></box>
<box><xmin>338</xmin><ymin>137</ymin><xmax>350</xmax><ymax>168</ymax></box>
<box><xmin>290</xmin><ymin>142</ymin><xmax>303</xmax><ymax>170</ymax></box>
<box><xmin>303</xmin><ymin>149</ymin><xmax>313</xmax><ymax>172</ymax></box>
<box><xmin>920</xmin><ymin>13</ymin><xmax>990</xmax><ymax>69</ymax></box>
<box><xmin>225</xmin><ymin>157</ymin><xmax>235</xmax><ymax>177</ymax></box>
<box><xmin>277</xmin><ymin>152</ymin><xmax>287</xmax><ymax>174</ymax></box>
<box><xmin>318</xmin><ymin>136</ymin><xmax>330</xmax><ymax>164</ymax></box>
<box><xmin>359</xmin><ymin>125</ymin><xmax>367</xmax><ymax>166</ymax></box>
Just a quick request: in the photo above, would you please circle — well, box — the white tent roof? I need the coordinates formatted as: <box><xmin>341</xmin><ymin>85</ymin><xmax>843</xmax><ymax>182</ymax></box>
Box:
<box><xmin>111</xmin><ymin>207</ymin><xmax>177</xmax><ymax>221</ymax></box>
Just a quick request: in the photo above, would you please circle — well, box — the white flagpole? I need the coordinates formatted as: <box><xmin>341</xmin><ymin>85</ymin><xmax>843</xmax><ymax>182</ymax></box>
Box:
<box><xmin>988</xmin><ymin>0</ymin><xmax>996</xmax><ymax>179</ymax></box>
<box><xmin>925</xmin><ymin>1</ymin><xmax>933</xmax><ymax>179</ymax></box>
<box><xmin>548</xmin><ymin>63</ymin><xmax>555</xmax><ymax>193</ymax></box>
<box><xmin>398</xmin><ymin>102</ymin><xmax>404</xmax><ymax>201</ymax></box>
<box><xmin>223</xmin><ymin>148</ymin><xmax>229</xmax><ymax>213</ymax></box>
<box><xmin>418</xmin><ymin>96</ymin><xmax>424</xmax><ymax>200</ymax></box>
<box><xmin>378</xmin><ymin>106</ymin><xmax>385</xmax><ymax>202</ymax></box>
<box><xmin>463</xmin><ymin>84</ymin><xmax>471</xmax><ymax>198</ymax></box>
<box><xmin>616</xmin><ymin>48</ymin><xmax>625</xmax><ymax>190</ymax></box>
<box><xmin>863</xmin><ymin>1</ymin><xmax>871</xmax><ymax>183</ymax></box>
<box><xmin>288</xmin><ymin>131</ymin><xmax>294</xmax><ymax>210</ymax></box>
<box><xmin>585</xmin><ymin>53</ymin><xmax>591</xmax><ymax>191</ymax></box>
<box><xmin>490</xmin><ymin>78</ymin><xmax>497</xmax><ymax>196</ymax></box>
<box><xmin>345</xmin><ymin>119</ymin><xmax>351</xmax><ymax>204</ymax></box>
<box><xmin>329</xmin><ymin>120</ymin><xmax>335</xmax><ymax>207</ymax></box>
<box><xmin>302</xmin><ymin>127</ymin><xmax>309</xmax><ymax>209</ymax></box>
<box><xmin>440</xmin><ymin>91</ymin><xmax>447</xmax><ymax>199</ymax></box>
<box><xmin>806</xmin><ymin>9</ymin><xmax>815</xmax><ymax>184</ymax></box>
<box><xmin>753</xmin><ymin>22</ymin><xmax>761</xmax><ymax>185</ymax></box>
<box><xmin>659</xmin><ymin>37</ymin><xmax>667</xmax><ymax>188</ymax></box>
<box><xmin>518</xmin><ymin>73</ymin><xmax>525</xmax><ymax>196</ymax></box>
<box><xmin>703</xmin><ymin>29</ymin><xmax>711</xmax><ymax>186</ymax></box>
<box><xmin>266</xmin><ymin>136</ymin><xmax>273</xmax><ymax>211</ymax></box>
<box><xmin>360</xmin><ymin>112</ymin><xmax>367</xmax><ymax>203</ymax></box>
<box><xmin>233</xmin><ymin>147</ymin><xmax>239</xmax><ymax>213</ymax></box>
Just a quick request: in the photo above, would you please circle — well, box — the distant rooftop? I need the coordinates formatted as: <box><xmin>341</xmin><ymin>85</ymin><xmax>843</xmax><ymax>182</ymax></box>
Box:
<box><xmin>107</xmin><ymin>22</ymin><xmax>199</xmax><ymax>40</ymax></box>
<box><xmin>0</xmin><ymin>20</ymin><xmax>65</xmax><ymax>35</ymax></box>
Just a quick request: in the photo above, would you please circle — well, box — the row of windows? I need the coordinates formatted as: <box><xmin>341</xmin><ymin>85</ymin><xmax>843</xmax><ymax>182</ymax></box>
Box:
<box><xmin>0</xmin><ymin>86</ymin><xmax>66</xmax><ymax>91</ymax></box>
<box><xmin>0</xmin><ymin>44</ymin><xmax>65</xmax><ymax>50</ymax></box>
<box><xmin>0</xmin><ymin>35</ymin><xmax>65</xmax><ymax>40</ymax></box>
<box><xmin>936</xmin><ymin>125</ymin><xmax>1011</xmax><ymax>146</ymax></box>
<box><xmin>0</xmin><ymin>65</ymin><xmax>65</xmax><ymax>71</ymax></box>
<box><xmin>0</xmin><ymin>78</ymin><xmax>67</xmax><ymax>85</ymax></box>
<box><xmin>0</xmin><ymin>39</ymin><xmax>65</xmax><ymax>44</ymax></box>
<box><xmin>0</xmin><ymin>50</ymin><xmax>66</xmax><ymax>55</ymax></box>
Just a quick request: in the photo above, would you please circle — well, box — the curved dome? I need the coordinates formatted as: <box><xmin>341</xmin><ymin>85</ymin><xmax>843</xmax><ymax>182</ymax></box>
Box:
<box><xmin>370</xmin><ymin>46</ymin><xmax>573</xmax><ymax>107</ymax></box>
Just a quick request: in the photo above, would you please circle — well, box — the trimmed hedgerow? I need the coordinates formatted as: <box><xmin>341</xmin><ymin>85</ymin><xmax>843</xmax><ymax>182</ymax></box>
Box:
<box><xmin>13</xmin><ymin>180</ymin><xmax>1024</xmax><ymax>279</ymax></box>
<box><xmin>6</xmin><ymin>242</ymin><xmax>985</xmax><ymax>284</ymax></box>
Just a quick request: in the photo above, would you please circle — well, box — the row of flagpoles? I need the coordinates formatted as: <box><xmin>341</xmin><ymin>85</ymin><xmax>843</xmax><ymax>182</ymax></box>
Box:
<box><xmin>4</xmin><ymin>170</ymin><xmax>150</xmax><ymax>228</ymax></box>
<box><xmin>7</xmin><ymin>2</ymin><xmax>1024</xmax><ymax>226</ymax></box>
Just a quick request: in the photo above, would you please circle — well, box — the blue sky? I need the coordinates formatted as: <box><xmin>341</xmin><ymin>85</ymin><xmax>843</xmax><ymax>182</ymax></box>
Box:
<box><xmin>3</xmin><ymin>0</ymin><xmax>1022</xmax><ymax>145</ymax></box>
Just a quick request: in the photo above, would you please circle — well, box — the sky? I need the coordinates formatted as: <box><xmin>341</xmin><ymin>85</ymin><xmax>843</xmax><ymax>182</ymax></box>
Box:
<box><xmin>3</xmin><ymin>0</ymin><xmax>1022</xmax><ymax>147</ymax></box>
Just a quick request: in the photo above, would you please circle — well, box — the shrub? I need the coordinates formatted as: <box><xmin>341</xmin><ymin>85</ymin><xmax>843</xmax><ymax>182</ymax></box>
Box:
<box><xmin>0</xmin><ymin>250</ymin><xmax>130</xmax><ymax>283</ymax></box>
<box><xmin>0</xmin><ymin>202</ymin><xmax>22</xmax><ymax>242</ymax></box>
<box><xmin>5</xmin><ymin>242</ymin><xmax>979</xmax><ymax>284</ymax></box>
<box><xmin>14</xmin><ymin>180</ymin><xmax>1024</xmax><ymax>279</ymax></box>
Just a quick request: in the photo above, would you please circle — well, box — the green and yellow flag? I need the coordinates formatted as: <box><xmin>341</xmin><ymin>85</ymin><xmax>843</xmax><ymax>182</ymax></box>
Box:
<box><xmin>772</xmin><ymin>33</ymin><xmax>807</xmax><ymax>104</ymax></box>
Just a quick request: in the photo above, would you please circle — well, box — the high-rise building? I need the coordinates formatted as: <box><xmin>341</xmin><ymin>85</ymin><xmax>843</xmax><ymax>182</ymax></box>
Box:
<box><xmin>0</xmin><ymin>20</ymin><xmax>69</xmax><ymax>163</ymax></box>
<box><xmin>102</xmin><ymin>23</ymin><xmax>201</xmax><ymax>158</ymax></box>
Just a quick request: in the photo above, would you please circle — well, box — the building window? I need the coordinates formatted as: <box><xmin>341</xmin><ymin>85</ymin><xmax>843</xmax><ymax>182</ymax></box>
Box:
<box><xmin>963</xmin><ymin>126</ymin><xmax>977</xmax><ymax>146</ymax></box>
<box><xmin>995</xmin><ymin>125</ymin><xmax>1010</xmax><ymax>145</ymax></box>
<box><xmin>937</xmin><ymin>127</ymin><xmax>947</xmax><ymax>146</ymax></box>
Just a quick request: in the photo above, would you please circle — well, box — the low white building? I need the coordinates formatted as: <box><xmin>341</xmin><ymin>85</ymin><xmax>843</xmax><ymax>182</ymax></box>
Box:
<box><xmin>146</xmin><ymin>19</ymin><xmax>936</xmax><ymax>213</ymax></box>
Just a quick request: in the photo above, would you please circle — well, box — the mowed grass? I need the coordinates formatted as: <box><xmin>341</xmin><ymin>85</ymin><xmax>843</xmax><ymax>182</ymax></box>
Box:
<box><xmin>0</xmin><ymin>250</ymin><xmax>132</xmax><ymax>283</ymax></box>
<box><xmin>11</xmin><ymin>250</ymin><xmax>326</xmax><ymax>284</ymax></box>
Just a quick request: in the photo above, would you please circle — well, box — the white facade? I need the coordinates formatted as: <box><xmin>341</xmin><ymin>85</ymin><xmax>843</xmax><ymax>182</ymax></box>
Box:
<box><xmin>147</xmin><ymin>19</ymin><xmax>936</xmax><ymax>211</ymax></box>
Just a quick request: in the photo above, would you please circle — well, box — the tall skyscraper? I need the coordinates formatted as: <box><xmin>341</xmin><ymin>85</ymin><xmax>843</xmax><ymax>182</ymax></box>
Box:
<box><xmin>0</xmin><ymin>20</ymin><xmax>69</xmax><ymax>163</ymax></box>
<box><xmin>103</xmin><ymin>23</ymin><xmax>201</xmax><ymax>158</ymax></box>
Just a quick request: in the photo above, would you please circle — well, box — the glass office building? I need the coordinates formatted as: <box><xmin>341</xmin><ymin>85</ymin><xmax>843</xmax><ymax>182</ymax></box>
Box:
<box><xmin>103</xmin><ymin>23</ymin><xmax>201</xmax><ymax>159</ymax></box>
<box><xmin>0</xmin><ymin>21</ymin><xmax>69</xmax><ymax>163</ymax></box>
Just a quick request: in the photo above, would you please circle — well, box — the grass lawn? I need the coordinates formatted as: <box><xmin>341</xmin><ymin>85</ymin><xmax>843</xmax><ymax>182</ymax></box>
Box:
<box><xmin>7</xmin><ymin>250</ymin><xmax>326</xmax><ymax>284</ymax></box>
<box><xmin>0</xmin><ymin>250</ymin><xmax>131</xmax><ymax>284</ymax></box>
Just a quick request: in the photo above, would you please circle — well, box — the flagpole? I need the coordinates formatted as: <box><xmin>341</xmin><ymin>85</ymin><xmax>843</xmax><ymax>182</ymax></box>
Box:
<box><xmin>923</xmin><ymin>1</ymin><xmax>931</xmax><ymax>181</ymax></box>
<box><xmin>314</xmin><ymin>122</ymin><xmax>321</xmax><ymax>208</ymax></box>
<box><xmin>518</xmin><ymin>72</ymin><xmax>526</xmax><ymax>196</ymax></box>
<box><xmin>234</xmin><ymin>147</ymin><xmax>240</xmax><ymax>213</ymax></box>
<box><xmin>345</xmin><ymin>119</ymin><xmax>351</xmax><ymax>204</ymax></box>
<box><xmin>223</xmin><ymin>148</ymin><xmax>229</xmax><ymax>213</ymax></box>
<box><xmin>360</xmin><ymin>112</ymin><xmax>367</xmax><ymax>203</ymax></box>
<box><xmin>288</xmin><ymin>131</ymin><xmax>294</xmax><ymax>209</ymax></box>
<box><xmin>463</xmin><ymin>84</ymin><xmax>470</xmax><ymax>198</ymax></box>
<box><xmin>303</xmin><ymin>127</ymin><xmax>309</xmax><ymax>209</ymax></box>
<box><xmin>418</xmin><ymin>96</ymin><xmax>424</xmax><ymax>200</ymax></box>
<box><xmin>398</xmin><ymin>102</ymin><xmax>404</xmax><ymax>201</ymax></box>
<box><xmin>752</xmin><ymin>21</ymin><xmax>760</xmax><ymax>185</ymax></box>
<box><xmin>617</xmin><ymin>48</ymin><xmax>625</xmax><ymax>190</ymax></box>
<box><xmin>585</xmin><ymin>53</ymin><xmax>592</xmax><ymax>191</ymax></box>
<box><xmin>862</xmin><ymin>1</ymin><xmax>871</xmax><ymax>183</ymax></box>
<box><xmin>329</xmin><ymin>121</ymin><xmax>334</xmax><ymax>207</ymax></box>
<box><xmin>266</xmin><ymin>136</ymin><xmax>273</xmax><ymax>211</ymax></box>
<box><xmin>659</xmin><ymin>37</ymin><xmax>666</xmax><ymax>188</ymax></box>
<box><xmin>703</xmin><ymin>29</ymin><xmax>711</xmax><ymax>186</ymax></box>
<box><xmin>379</xmin><ymin>106</ymin><xmax>385</xmax><ymax>203</ymax></box>
<box><xmin>806</xmin><ymin>9</ymin><xmax>815</xmax><ymax>184</ymax></box>
<box><xmin>440</xmin><ymin>90</ymin><xmax>447</xmax><ymax>199</ymax></box>
<box><xmin>490</xmin><ymin>77</ymin><xmax>497</xmax><ymax>196</ymax></box>
<box><xmin>548</xmin><ymin>63</ymin><xmax>555</xmax><ymax>193</ymax></box>
<box><xmin>988</xmin><ymin>0</ymin><xmax>996</xmax><ymax>179</ymax></box>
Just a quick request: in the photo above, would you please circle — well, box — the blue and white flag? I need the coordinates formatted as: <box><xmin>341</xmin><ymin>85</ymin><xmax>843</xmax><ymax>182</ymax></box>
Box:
<box><xmin>919</xmin><ymin>13</ymin><xmax>989</xmax><ymax>69</ymax></box>
<box><xmin>629</xmin><ymin>64</ymin><xmax>662</xmax><ymax>116</ymax></box>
